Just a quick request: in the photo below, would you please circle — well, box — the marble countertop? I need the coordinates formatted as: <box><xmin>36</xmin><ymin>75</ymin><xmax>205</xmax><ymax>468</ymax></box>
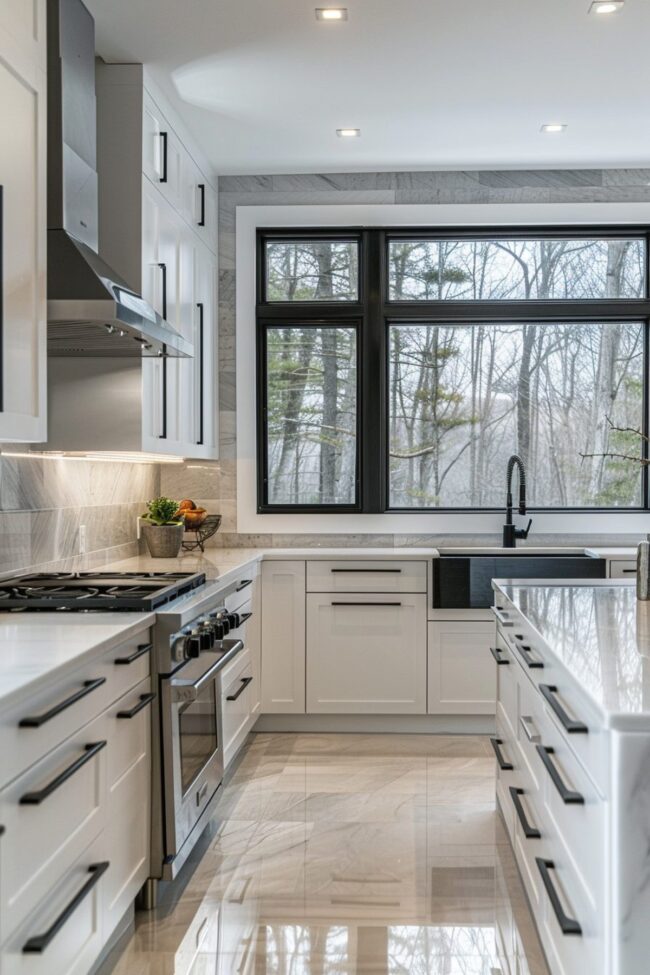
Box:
<box><xmin>496</xmin><ymin>579</ymin><xmax>650</xmax><ymax>730</ymax></box>
<box><xmin>0</xmin><ymin>612</ymin><xmax>154</xmax><ymax>709</ymax></box>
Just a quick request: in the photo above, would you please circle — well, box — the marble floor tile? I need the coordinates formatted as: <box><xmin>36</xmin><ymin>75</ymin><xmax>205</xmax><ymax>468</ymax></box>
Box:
<box><xmin>106</xmin><ymin>732</ymin><xmax>550</xmax><ymax>975</ymax></box>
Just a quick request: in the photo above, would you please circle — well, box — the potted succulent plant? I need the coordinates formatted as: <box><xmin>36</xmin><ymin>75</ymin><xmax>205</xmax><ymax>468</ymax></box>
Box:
<box><xmin>140</xmin><ymin>497</ymin><xmax>184</xmax><ymax>558</ymax></box>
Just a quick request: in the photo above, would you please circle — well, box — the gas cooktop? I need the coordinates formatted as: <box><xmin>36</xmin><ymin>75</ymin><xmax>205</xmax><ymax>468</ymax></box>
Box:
<box><xmin>0</xmin><ymin>571</ymin><xmax>206</xmax><ymax>612</ymax></box>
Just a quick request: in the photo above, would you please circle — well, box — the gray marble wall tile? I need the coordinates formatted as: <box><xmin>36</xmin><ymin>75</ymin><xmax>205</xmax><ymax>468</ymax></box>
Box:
<box><xmin>479</xmin><ymin>169</ymin><xmax>603</xmax><ymax>188</ymax></box>
<box><xmin>161</xmin><ymin>461</ymin><xmax>221</xmax><ymax>500</ymax></box>
<box><xmin>394</xmin><ymin>187</ymin><xmax>492</xmax><ymax>205</ymax></box>
<box><xmin>602</xmin><ymin>169</ymin><xmax>650</xmax><ymax>186</ymax></box>
<box><xmin>218</xmin><ymin>175</ymin><xmax>274</xmax><ymax>192</ymax></box>
<box><xmin>219</xmin><ymin>371</ymin><xmax>236</xmax><ymax>411</ymax></box>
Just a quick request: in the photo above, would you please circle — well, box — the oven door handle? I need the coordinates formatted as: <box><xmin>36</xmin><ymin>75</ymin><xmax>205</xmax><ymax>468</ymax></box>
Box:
<box><xmin>169</xmin><ymin>639</ymin><xmax>244</xmax><ymax>702</ymax></box>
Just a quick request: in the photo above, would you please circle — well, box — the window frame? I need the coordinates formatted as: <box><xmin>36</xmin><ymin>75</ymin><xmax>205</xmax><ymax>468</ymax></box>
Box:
<box><xmin>256</xmin><ymin>225</ymin><xmax>650</xmax><ymax>514</ymax></box>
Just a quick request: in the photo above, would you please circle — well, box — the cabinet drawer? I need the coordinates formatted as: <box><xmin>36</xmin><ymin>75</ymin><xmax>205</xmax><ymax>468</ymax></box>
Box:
<box><xmin>1</xmin><ymin>834</ymin><xmax>106</xmax><ymax>975</ymax></box>
<box><xmin>537</xmin><ymin>853</ymin><xmax>603</xmax><ymax>975</ymax></box>
<box><xmin>222</xmin><ymin>648</ymin><xmax>254</xmax><ymax>767</ymax></box>
<box><xmin>609</xmin><ymin>559</ymin><xmax>637</xmax><ymax>579</ymax></box>
<box><xmin>306</xmin><ymin>560</ymin><xmax>427</xmax><ymax>593</ymax></box>
<box><xmin>306</xmin><ymin>594</ymin><xmax>427</xmax><ymax>713</ymax></box>
<box><xmin>0</xmin><ymin>717</ymin><xmax>106</xmax><ymax>944</ymax></box>
<box><xmin>1</xmin><ymin>630</ymin><xmax>151</xmax><ymax>790</ymax></box>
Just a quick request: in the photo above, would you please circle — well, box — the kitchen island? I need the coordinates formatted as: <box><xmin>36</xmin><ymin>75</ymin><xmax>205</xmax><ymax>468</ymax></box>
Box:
<box><xmin>493</xmin><ymin>578</ymin><xmax>650</xmax><ymax>975</ymax></box>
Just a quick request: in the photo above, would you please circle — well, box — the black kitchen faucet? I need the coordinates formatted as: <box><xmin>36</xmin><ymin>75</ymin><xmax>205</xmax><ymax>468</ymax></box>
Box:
<box><xmin>503</xmin><ymin>454</ymin><xmax>533</xmax><ymax>548</ymax></box>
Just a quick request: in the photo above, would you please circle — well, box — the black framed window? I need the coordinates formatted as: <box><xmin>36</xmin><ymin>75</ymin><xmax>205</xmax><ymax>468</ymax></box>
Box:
<box><xmin>257</xmin><ymin>227</ymin><xmax>650</xmax><ymax>513</ymax></box>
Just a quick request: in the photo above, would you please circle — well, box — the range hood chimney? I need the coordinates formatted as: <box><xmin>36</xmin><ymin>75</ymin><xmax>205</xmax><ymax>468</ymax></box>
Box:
<box><xmin>46</xmin><ymin>0</ymin><xmax>191</xmax><ymax>358</ymax></box>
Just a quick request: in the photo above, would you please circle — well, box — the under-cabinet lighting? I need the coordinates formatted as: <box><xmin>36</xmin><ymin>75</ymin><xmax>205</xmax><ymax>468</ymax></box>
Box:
<box><xmin>316</xmin><ymin>8</ymin><xmax>348</xmax><ymax>20</ymax></box>
<box><xmin>337</xmin><ymin>128</ymin><xmax>360</xmax><ymax>138</ymax></box>
<box><xmin>540</xmin><ymin>123</ymin><xmax>567</xmax><ymax>133</ymax></box>
<box><xmin>589</xmin><ymin>1</ymin><xmax>624</xmax><ymax>13</ymax></box>
<box><xmin>0</xmin><ymin>451</ymin><xmax>184</xmax><ymax>465</ymax></box>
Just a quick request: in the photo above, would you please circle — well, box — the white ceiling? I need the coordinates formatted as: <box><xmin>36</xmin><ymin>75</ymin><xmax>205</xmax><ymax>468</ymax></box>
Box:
<box><xmin>85</xmin><ymin>0</ymin><xmax>650</xmax><ymax>175</ymax></box>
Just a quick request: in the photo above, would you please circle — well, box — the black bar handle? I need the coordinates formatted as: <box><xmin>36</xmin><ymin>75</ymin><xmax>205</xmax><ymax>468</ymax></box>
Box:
<box><xmin>622</xmin><ymin>568</ymin><xmax>636</xmax><ymax>573</ymax></box>
<box><xmin>114</xmin><ymin>643</ymin><xmax>152</xmax><ymax>666</ymax></box>
<box><xmin>236</xmin><ymin>579</ymin><xmax>253</xmax><ymax>592</ymax></box>
<box><xmin>509</xmin><ymin>786</ymin><xmax>541</xmax><ymax>839</ymax></box>
<box><xmin>490</xmin><ymin>645</ymin><xmax>510</xmax><ymax>665</ymax></box>
<box><xmin>536</xmin><ymin>745</ymin><xmax>584</xmax><ymax>804</ymax></box>
<box><xmin>22</xmin><ymin>862</ymin><xmax>110</xmax><ymax>953</ymax></box>
<box><xmin>331</xmin><ymin>568</ymin><xmax>402</xmax><ymax>573</ymax></box>
<box><xmin>540</xmin><ymin>684</ymin><xmax>588</xmax><ymax>734</ymax></box>
<box><xmin>196</xmin><ymin>301</ymin><xmax>204</xmax><ymax>445</ymax></box>
<box><xmin>226</xmin><ymin>676</ymin><xmax>253</xmax><ymax>702</ymax></box>
<box><xmin>515</xmin><ymin>640</ymin><xmax>544</xmax><ymax>670</ymax></box>
<box><xmin>536</xmin><ymin>858</ymin><xmax>582</xmax><ymax>936</ymax></box>
<box><xmin>158</xmin><ymin>262</ymin><xmax>167</xmax><ymax>321</ymax></box>
<box><xmin>331</xmin><ymin>601</ymin><xmax>402</xmax><ymax>607</ymax></box>
<box><xmin>20</xmin><ymin>742</ymin><xmax>107</xmax><ymax>805</ymax></box>
<box><xmin>117</xmin><ymin>693</ymin><xmax>156</xmax><ymax>719</ymax></box>
<box><xmin>489</xmin><ymin>737</ymin><xmax>513</xmax><ymax>771</ymax></box>
<box><xmin>198</xmin><ymin>183</ymin><xmax>205</xmax><ymax>226</ymax></box>
<box><xmin>159</xmin><ymin>132</ymin><xmax>168</xmax><ymax>183</ymax></box>
<box><xmin>19</xmin><ymin>678</ymin><xmax>106</xmax><ymax>728</ymax></box>
<box><xmin>157</xmin><ymin>262</ymin><xmax>168</xmax><ymax>439</ymax></box>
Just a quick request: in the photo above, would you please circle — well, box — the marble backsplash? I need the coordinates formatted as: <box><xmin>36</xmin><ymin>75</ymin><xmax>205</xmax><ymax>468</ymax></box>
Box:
<box><xmin>0</xmin><ymin>452</ymin><xmax>159</xmax><ymax>575</ymax></box>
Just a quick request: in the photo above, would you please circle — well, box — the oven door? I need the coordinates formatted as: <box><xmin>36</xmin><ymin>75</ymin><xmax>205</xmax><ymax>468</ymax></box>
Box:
<box><xmin>161</xmin><ymin>653</ymin><xmax>225</xmax><ymax>866</ymax></box>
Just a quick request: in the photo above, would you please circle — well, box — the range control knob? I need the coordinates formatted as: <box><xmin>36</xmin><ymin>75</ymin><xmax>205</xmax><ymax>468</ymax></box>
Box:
<box><xmin>172</xmin><ymin>634</ymin><xmax>190</xmax><ymax>662</ymax></box>
<box><xmin>187</xmin><ymin>631</ymin><xmax>202</xmax><ymax>658</ymax></box>
<box><xmin>200</xmin><ymin>623</ymin><xmax>215</xmax><ymax>650</ymax></box>
<box><xmin>212</xmin><ymin>621</ymin><xmax>226</xmax><ymax>640</ymax></box>
<box><xmin>227</xmin><ymin>613</ymin><xmax>241</xmax><ymax>630</ymax></box>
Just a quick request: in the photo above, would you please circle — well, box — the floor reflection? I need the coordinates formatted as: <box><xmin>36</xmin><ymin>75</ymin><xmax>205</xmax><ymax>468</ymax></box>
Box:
<box><xmin>107</xmin><ymin>733</ymin><xmax>549</xmax><ymax>975</ymax></box>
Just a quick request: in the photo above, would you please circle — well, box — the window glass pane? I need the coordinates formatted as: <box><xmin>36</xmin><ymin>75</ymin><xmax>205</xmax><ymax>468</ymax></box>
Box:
<box><xmin>265</xmin><ymin>240</ymin><xmax>359</xmax><ymax>301</ymax></box>
<box><xmin>388</xmin><ymin>238</ymin><xmax>645</xmax><ymax>300</ymax></box>
<box><xmin>388</xmin><ymin>322</ymin><xmax>644</xmax><ymax>508</ymax></box>
<box><xmin>265</xmin><ymin>326</ymin><xmax>357</xmax><ymax>505</ymax></box>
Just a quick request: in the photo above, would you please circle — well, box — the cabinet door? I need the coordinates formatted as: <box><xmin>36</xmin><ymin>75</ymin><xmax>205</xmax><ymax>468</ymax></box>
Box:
<box><xmin>261</xmin><ymin>561</ymin><xmax>306</xmax><ymax>714</ymax></box>
<box><xmin>428</xmin><ymin>621</ymin><xmax>496</xmax><ymax>714</ymax></box>
<box><xmin>142</xmin><ymin>91</ymin><xmax>181</xmax><ymax>209</ymax></box>
<box><xmin>0</xmin><ymin>12</ymin><xmax>47</xmax><ymax>441</ymax></box>
<box><xmin>307</xmin><ymin>594</ymin><xmax>427</xmax><ymax>714</ymax></box>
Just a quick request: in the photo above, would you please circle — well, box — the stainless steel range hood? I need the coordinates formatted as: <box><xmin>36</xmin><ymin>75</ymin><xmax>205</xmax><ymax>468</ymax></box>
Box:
<box><xmin>46</xmin><ymin>0</ymin><xmax>191</xmax><ymax>358</ymax></box>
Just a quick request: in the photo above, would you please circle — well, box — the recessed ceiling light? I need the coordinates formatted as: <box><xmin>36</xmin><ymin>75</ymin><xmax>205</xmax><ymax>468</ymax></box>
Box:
<box><xmin>316</xmin><ymin>8</ymin><xmax>348</xmax><ymax>20</ymax></box>
<box><xmin>540</xmin><ymin>123</ymin><xmax>567</xmax><ymax>133</ymax></box>
<box><xmin>589</xmin><ymin>1</ymin><xmax>624</xmax><ymax>13</ymax></box>
<box><xmin>337</xmin><ymin>128</ymin><xmax>360</xmax><ymax>138</ymax></box>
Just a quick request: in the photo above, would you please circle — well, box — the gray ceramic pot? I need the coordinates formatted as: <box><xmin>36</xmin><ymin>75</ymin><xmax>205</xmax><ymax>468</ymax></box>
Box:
<box><xmin>141</xmin><ymin>522</ymin><xmax>184</xmax><ymax>558</ymax></box>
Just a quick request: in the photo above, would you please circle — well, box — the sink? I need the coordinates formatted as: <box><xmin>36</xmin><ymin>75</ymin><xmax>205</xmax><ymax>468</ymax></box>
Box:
<box><xmin>436</xmin><ymin>547</ymin><xmax>590</xmax><ymax>556</ymax></box>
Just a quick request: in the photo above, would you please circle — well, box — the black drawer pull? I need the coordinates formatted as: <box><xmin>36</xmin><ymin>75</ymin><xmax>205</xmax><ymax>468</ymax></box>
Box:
<box><xmin>115</xmin><ymin>643</ymin><xmax>152</xmax><ymax>665</ymax></box>
<box><xmin>331</xmin><ymin>568</ymin><xmax>402</xmax><ymax>573</ymax></box>
<box><xmin>536</xmin><ymin>858</ymin><xmax>582</xmax><ymax>936</ymax></box>
<box><xmin>159</xmin><ymin>131</ymin><xmax>168</xmax><ymax>183</ymax></box>
<box><xmin>515</xmin><ymin>641</ymin><xmax>544</xmax><ymax>669</ymax></box>
<box><xmin>540</xmin><ymin>684</ymin><xmax>588</xmax><ymax>734</ymax></box>
<box><xmin>117</xmin><ymin>693</ymin><xmax>156</xmax><ymax>719</ymax></box>
<box><xmin>331</xmin><ymin>601</ymin><xmax>402</xmax><ymax>607</ymax></box>
<box><xmin>236</xmin><ymin>579</ymin><xmax>252</xmax><ymax>592</ymax></box>
<box><xmin>19</xmin><ymin>678</ymin><xmax>106</xmax><ymax>728</ymax></box>
<box><xmin>489</xmin><ymin>737</ymin><xmax>513</xmax><ymax>771</ymax></box>
<box><xmin>490</xmin><ymin>645</ymin><xmax>510</xmax><ymax>665</ymax></box>
<box><xmin>536</xmin><ymin>745</ymin><xmax>584</xmax><ymax>804</ymax></box>
<box><xmin>198</xmin><ymin>183</ymin><xmax>206</xmax><ymax>226</ymax></box>
<box><xmin>20</xmin><ymin>742</ymin><xmax>107</xmax><ymax>806</ymax></box>
<box><xmin>227</xmin><ymin>676</ymin><xmax>253</xmax><ymax>702</ymax></box>
<box><xmin>622</xmin><ymin>568</ymin><xmax>636</xmax><ymax>573</ymax></box>
<box><xmin>509</xmin><ymin>787</ymin><xmax>541</xmax><ymax>839</ymax></box>
<box><xmin>22</xmin><ymin>862</ymin><xmax>109</xmax><ymax>953</ymax></box>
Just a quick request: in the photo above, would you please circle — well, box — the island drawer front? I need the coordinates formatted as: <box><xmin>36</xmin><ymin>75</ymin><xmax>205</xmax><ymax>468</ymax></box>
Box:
<box><xmin>609</xmin><ymin>559</ymin><xmax>637</xmax><ymax>579</ymax></box>
<box><xmin>516</xmin><ymin>669</ymin><xmax>549</xmax><ymax>794</ymax></box>
<box><xmin>306</xmin><ymin>560</ymin><xmax>427</xmax><ymax>593</ymax></box>
<box><xmin>495</xmin><ymin>630</ymin><xmax>518</xmax><ymax>740</ymax></box>
<box><xmin>537</xmin><ymin>850</ymin><xmax>604</xmax><ymax>975</ymax></box>
<box><xmin>0</xmin><ymin>833</ymin><xmax>106</xmax><ymax>975</ymax></box>
<box><xmin>0</xmin><ymin>712</ymin><xmax>107</xmax><ymax>943</ymax></box>
<box><xmin>1</xmin><ymin>630</ymin><xmax>151</xmax><ymax>790</ymax></box>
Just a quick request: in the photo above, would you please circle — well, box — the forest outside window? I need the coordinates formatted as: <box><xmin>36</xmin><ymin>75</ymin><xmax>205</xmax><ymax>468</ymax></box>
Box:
<box><xmin>257</xmin><ymin>228</ymin><xmax>650</xmax><ymax>513</ymax></box>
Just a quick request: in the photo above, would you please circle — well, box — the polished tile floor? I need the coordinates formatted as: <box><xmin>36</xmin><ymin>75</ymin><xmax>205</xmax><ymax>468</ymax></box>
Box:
<box><xmin>109</xmin><ymin>733</ymin><xmax>550</xmax><ymax>974</ymax></box>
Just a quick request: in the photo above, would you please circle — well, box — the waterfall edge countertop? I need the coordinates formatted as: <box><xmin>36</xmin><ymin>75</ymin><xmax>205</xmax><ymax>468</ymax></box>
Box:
<box><xmin>494</xmin><ymin>578</ymin><xmax>650</xmax><ymax>731</ymax></box>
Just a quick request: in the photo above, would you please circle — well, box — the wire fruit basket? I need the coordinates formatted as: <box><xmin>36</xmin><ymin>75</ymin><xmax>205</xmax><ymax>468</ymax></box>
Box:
<box><xmin>181</xmin><ymin>514</ymin><xmax>222</xmax><ymax>553</ymax></box>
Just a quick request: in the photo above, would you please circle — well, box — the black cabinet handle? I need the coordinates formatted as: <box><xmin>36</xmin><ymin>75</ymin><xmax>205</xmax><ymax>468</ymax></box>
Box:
<box><xmin>622</xmin><ymin>568</ymin><xmax>636</xmax><ymax>573</ymax></box>
<box><xmin>536</xmin><ymin>858</ymin><xmax>582</xmax><ymax>936</ymax></box>
<box><xmin>22</xmin><ymin>862</ymin><xmax>109</xmax><ymax>953</ymax></box>
<box><xmin>490</xmin><ymin>645</ymin><xmax>510</xmax><ymax>665</ymax></box>
<box><xmin>489</xmin><ymin>737</ymin><xmax>513</xmax><ymax>771</ymax></box>
<box><xmin>20</xmin><ymin>742</ymin><xmax>106</xmax><ymax>805</ymax></box>
<box><xmin>536</xmin><ymin>745</ymin><xmax>584</xmax><ymax>804</ymax></box>
<box><xmin>236</xmin><ymin>579</ymin><xmax>252</xmax><ymax>592</ymax></box>
<box><xmin>331</xmin><ymin>601</ymin><xmax>402</xmax><ymax>607</ymax></box>
<box><xmin>331</xmin><ymin>568</ymin><xmax>402</xmax><ymax>573</ymax></box>
<box><xmin>196</xmin><ymin>301</ymin><xmax>204</xmax><ymax>445</ymax></box>
<box><xmin>515</xmin><ymin>640</ymin><xmax>544</xmax><ymax>670</ymax></box>
<box><xmin>509</xmin><ymin>787</ymin><xmax>541</xmax><ymax>839</ymax></box>
<box><xmin>19</xmin><ymin>678</ymin><xmax>106</xmax><ymax>728</ymax></box>
<box><xmin>115</xmin><ymin>643</ymin><xmax>152</xmax><ymax>665</ymax></box>
<box><xmin>157</xmin><ymin>262</ymin><xmax>168</xmax><ymax>438</ymax></box>
<box><xmin>159</xmin><ymin>131</ymin><xmax>168</xmax><ymax>183</ymax></box>
<box><xmin>198</xmin><ymin>183</ymin><xmax>205</xmax><ymax>226</ymax></box>
<box><xmin>117</xmin><ymin>693</ymin><xmax>156</xmax><ymax>719</ymax></box>
<box><xmin>227</xmin><ymin>676</ymin><xmax>253</xmax><ymax>702</ymax></box>
<box><xmin>540</xmin><ymin>684</ymin><xmax>588</xmax><ymax>734</ymax></box>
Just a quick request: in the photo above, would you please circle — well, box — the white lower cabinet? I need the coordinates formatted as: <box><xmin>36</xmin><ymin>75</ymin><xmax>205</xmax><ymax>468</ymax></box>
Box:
<box><xmin>307</xmin><ymin>594</ymin><xmax>427</xmax><ymax>713</ymax></box>
<box><xmin>427</xmin><ymin>621</ymin><xmax>496</xmax><ymax>714</ymax></box>
<box><xmin>221</xmin><ymin>648</ymin><xmax>254</xmax><ymax>769</ymax></box>
<box><xmin>261</xmin><ymin>561</ymin><xmax>306</xmax><ymax>714</ymax></box>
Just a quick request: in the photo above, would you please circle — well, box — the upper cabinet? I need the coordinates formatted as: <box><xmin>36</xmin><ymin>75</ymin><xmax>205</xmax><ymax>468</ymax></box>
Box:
<box><xmin>0</xmin><ymin>0</ymin><xmax>47</xmax><ymax>442</ymax></box>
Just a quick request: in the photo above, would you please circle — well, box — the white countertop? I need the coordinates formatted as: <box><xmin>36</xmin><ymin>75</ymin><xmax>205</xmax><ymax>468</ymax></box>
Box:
<box><xmin>496</xmin><ymin>579</ymin><xmax>650</xmax><ymax>731</ymax></box>
<box><xmin>0</xmin><ymin>613</ymin><xmax>154</xmax><ymax>708</ymax></box>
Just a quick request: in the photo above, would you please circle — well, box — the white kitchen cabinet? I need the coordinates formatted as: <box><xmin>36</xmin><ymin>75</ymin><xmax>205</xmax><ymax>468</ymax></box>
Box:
<box><xmin>307</xmin><ymin>594</ymin><xmax>427</xmax><ymax>714</ymax></box>
<box><xmin>221</xmin><ymin>648</ymin><xmax>254</xmax><ymax>769</ymax></box>
<box><xmin>0</xmin><ymin>2</ymin><xmax>47</xmax><ymax>442</ymax></box>
<box><xmin>261</xmin><ymin>561</ymin><xmax>306</xmax><ymax>714</ymax></box>
<box><xmin>428</xmin><ymin>621</ymin><xmax>496</xmax><ymax>715</ymax></box>
<box><xmin>609</xmin><ymin>560</ymin><xmax>637</xmax><ymax>579</ymax></box>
